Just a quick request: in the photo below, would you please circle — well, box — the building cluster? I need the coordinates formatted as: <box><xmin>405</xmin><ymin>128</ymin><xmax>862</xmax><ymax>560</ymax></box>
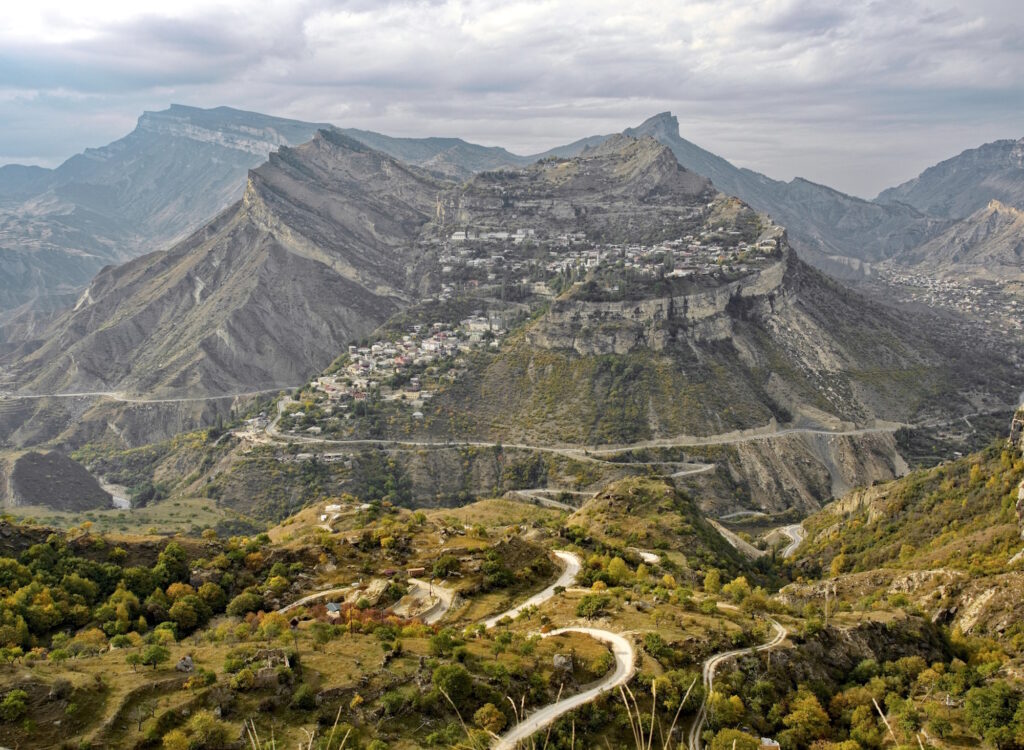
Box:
<box><xmin>433</xmin><ymin>226</ymin><xmax>781</xmax><ymax>293</ymax></box>
<box><xmin>308</xmin><ymin>316</ymin><xmax>510</xmax><ymax>414</ymax></box>
<box><xmin>877</xmin><ymin>269</ymin><xmax>1023</xmax><ymax>332</ymax></box>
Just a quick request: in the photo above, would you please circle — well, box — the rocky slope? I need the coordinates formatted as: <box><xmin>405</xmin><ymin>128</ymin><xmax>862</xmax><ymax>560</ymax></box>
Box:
<box><xmin>877</xmin><ymin>136</ymin><xmax>1024</xmax><ymax>219</ymax></box>
<box><xmin>625</xmin><ymin>113</ymin><xmax>949</xmax><ymax>269</ymax></box>
<box><xmin>788</xmin><ymin>436</ymin><xmax>1024</xmax><ymax>635</ymax></box>
<box><xmin>0</xmin><ymin>105</ymin><xmax>328</xmax><ymax>318</ymax></box>
<box><xmin>431</xmin><ymin>246</ymin><xmax>1016</xmax><ymax>446</ymax></box>
<box><xmin>3</xmin><ymin>130</ymin><xmax>446</xmax><ymax>398</ymax></box>
<box><xmin>887</xmin><ymin>199</ymin><xmax>1024</xmax><ymax>283</ymax></box>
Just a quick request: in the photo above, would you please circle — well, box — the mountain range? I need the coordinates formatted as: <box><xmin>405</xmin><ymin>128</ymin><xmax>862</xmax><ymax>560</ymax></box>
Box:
<box><xmin>0</xmin><ymin>105</ymin><xmax>335</xmax><ymax>322</ymax></box>
<box><xmin>4</xmin><ymin>105</ymin><xmax>1023</xmax><ymax>330</ymax></box>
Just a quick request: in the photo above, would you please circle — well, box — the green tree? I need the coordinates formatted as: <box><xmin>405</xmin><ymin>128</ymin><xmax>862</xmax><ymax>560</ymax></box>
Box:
<box><xmin>607</xmin><ymin>557</ymin><xmax>631</xmax><ymax>585</ymax></box>
<box><xmin>711</xmin><ymin>728</ymin><xmax>760</xmax><ymax>750</ymax></box>
<box><xmin>141</xmin><ymin>644</ymin><xmax>170</xmax><ymax>670</ymax></box>
<box><xmin>576</xmin><ymin>594</ymin><xmax>610</xmax><ymax>619</ymax></box>
<box><xmin>433</xmin><ymin>663</ymin><xmax>472</xmax><ymax>704</ymax></box>
<box><xmin>226</xmin><ymin>591</ymin><xmax>264</xmax><ymax>617</ymax></box>
<box><xmin>965</xmin><ymin>682</ymin><xmax>1019</xmax><ymax>749</ymax></box>
<box><xmin>704</xmin><ymin>568</ymin><xmax>722</xmax><ymax>594</ymax></box>
<box><xmin>0</xmin><ymin>689</ymin><xmax>29</xmax><ymax>722</ymax></box>
<box><xmin>781</xmin><ymin>690</ymin><xmax>831</xmax><ymax>747</ymax></box>
<box><xmin>708</xmin><ymin>691</ymin><xmax>745</xmax><ymax>729</ymax></box>
<box><xmin>474</xmin><ymin>702</ymin><xmax>507</xmax><ymax>734</ymax></box>
<box><xmin>721</xmin><ymin>576</ymin><xmax>751</xmax><ymax>603</ymax></box>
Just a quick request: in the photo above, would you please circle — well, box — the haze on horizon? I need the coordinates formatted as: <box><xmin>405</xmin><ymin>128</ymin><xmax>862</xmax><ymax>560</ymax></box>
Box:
<box><xmin>2</xmin><ymin>0</ymin><xmax>1022</xmax><ymax>198</ymax></box>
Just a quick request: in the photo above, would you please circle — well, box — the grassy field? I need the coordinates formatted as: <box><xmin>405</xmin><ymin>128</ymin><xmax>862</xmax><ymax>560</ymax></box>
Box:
<box><xmin>2</xmin><ymin>495</ymin><xmax>233</xmax><ymax>535</ymax></box>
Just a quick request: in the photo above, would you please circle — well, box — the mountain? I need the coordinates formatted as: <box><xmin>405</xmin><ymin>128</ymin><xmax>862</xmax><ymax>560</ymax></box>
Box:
<box><xmin>877</xmin><ymin>137</ymin><xmax>1024</xmax><ymax>219</ymax></box>
<box><xmin>0</xmin><ymin>105</ymin><xmax>328</xmax><ymax>317</ymax></box>
<box><xmin>626</xmin><ymin>113</ymin><xmax>949</xmax><ymax>268</ymax></box>
<box><xmin>1</xmin><ymin>134</ymin><xmax>714</xmax><ymax>400</ymax></box>
<box><xmin>421</xmin><ymin>251</ymin><xmax>1013</xmax><ymax>447</ymax></box>
<box><xmin>891</xmin><ymin>199</ymin><xmax>1024</xmax><ymax>282</ymax></box>
<box><xmin>785</xmin><ymin>431</ymin><xmax>1024</xmax><ymax>636</ymax></box>
<box><xmin>334</xmin><ymin>128</ymin><xmax>608</xmax><ymax>180</ymax></box>
<box><xmin>3</xmin><ymin>130</ymin><xmax>445</xmax><ymax>398</ymax></box>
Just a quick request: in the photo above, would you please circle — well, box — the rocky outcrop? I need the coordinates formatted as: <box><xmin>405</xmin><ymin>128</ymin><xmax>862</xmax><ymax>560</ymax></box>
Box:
<box><xmin>528</xmin><ymin>259</ymin><xmax>787</xmax><ymax>355</ymax></box>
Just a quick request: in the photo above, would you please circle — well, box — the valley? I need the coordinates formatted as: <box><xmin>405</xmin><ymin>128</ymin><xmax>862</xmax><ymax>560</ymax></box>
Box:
<box><xmin>0</xmin><ymin>103</ymin><xmax>1023</xmax><ymax>750</ymax></box>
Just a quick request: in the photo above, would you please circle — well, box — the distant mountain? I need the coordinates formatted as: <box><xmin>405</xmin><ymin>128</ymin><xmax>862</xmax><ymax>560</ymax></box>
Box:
<box><xmin>892</xmin><ymin>199</ymin><xmax>1024</xmax><ymax>281</ymax></box>
<box><xmin>335</xmin><ymin>128</ymin><xmax>607</xmax><ymax>180</ymax></box>
<box><xmin>625</xmin><ymin>113</ymin><xmax>949</xmax><ymax>268</ymax></box>
<box><xmin>877</xmin><ymin>137</ymin><xmax>1024</xmax><ymax>219</ymax></box>
<box><xmin>0</xmin><ymin>105</ymin><xmax>328</xmax><ymax>316</ymax></box>
<box><xmin>4</xmin><ymin>130</ymin><xmax>445</xmax><ymax>397</ymax></box>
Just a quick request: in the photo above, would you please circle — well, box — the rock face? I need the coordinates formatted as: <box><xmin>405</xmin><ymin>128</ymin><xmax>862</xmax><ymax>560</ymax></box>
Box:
<box><xmin>441</xmin><ymin>134</ymin><xmax>714</xmax><ymax>240</ymax></box>
<box><xmin>625</xmin><ymin>113</ymin><xmax>949</xmax><ymax>268</ymax></box>
<box><xmin>441</xmin><ymin>245</ymin><xmax>1016</xmax><ymax>446</ymax></box>
<box><xmin>877</xmin><ymin>137</ymin><xmax>1024</xmax><ymax>219</ymax></box>
<box><xmin>4</xmin><ymin>131</ymin><xmax>446</xmax><ymax>398</ymax></box>
<box><xmin>528</xmin><ymin>258</ymin><xmax>787</xmax><ymax>355</ymax></box>
<box><xmin>0</xmin><ymin>105</ymin><xmax>327</xmax><ymax>318</ymax></box>
<box><xmin>889</xmin><ymin>200</ymin><xmax>1024</xmax><ymax>283</ymax></box>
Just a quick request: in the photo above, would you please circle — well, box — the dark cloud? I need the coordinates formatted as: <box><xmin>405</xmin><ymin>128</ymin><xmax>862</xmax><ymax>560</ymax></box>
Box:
<box><xmin>1</xmin><ymin>0</ymin><xmax>1022</xmax><ymax>196</ymax></box>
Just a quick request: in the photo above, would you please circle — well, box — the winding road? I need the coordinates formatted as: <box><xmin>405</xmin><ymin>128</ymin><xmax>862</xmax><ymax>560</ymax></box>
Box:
<box><xmin>780</xmin><ymin>524</ymin><xmax>806</xmax><ymax>558</ymax></box>
<box><xmin>254</xmin><ymin>407</ymin><xmax>905</xmax><ymax>466</ymax></box>
<box><xmin>492</xmin><ymin>627</ymin><xmax>636</xmax><ymax>750</ymax></box>
<box><xmin>484</xmin><ymin>550</ymin><xmax>581</xmax><ymax>629</ymax></box>
<box><xmin>687</xmin><ymin>616</ymin><xmax>788</xmax><ymax>750</ymax></box>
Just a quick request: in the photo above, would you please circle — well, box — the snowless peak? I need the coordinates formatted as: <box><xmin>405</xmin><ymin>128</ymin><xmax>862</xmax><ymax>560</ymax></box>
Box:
<box><xmin>632</xmin><ymin>112</ymin><xmax>680</xmax><ymax>139</ymax></box>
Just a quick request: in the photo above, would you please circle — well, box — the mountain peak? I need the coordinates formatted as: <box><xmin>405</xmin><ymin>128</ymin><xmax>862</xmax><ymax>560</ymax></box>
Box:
<box><xmin>628</xmin><ymin>111</ymin><xmax>680</xmax><ymax>139</ymax></box>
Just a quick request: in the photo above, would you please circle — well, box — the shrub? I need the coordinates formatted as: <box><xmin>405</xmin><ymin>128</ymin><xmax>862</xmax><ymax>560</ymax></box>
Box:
<box><xmin>0</xmin><ymin>689</ymin><xmax>28</xmax><ymax>722</ymax></box>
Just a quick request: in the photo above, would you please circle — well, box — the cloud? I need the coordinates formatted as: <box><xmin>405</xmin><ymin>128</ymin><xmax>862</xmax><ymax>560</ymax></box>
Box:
<box><xmin>0</xmin><ymin>0</ymin><xmax>1022</xmax><ymax>196</ymax></box>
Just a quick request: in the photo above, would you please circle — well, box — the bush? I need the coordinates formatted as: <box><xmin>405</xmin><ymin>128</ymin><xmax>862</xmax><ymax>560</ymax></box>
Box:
<box><xmin>290</xmin><ymin>683</ymin><xmax>316</xmax><ymax>710</ymax></box>
<box><xmin>576</xmin><ymin>594</ymin><xmax>611</xmax><ymax>619</ymax></box>
<box><xmin>0</xmin><ymin>689</ymin><xmax>28</xmax><ymax>722</ymax></box>
<box><xmin>432</xmin><ymin>664</ymin><xmax>472</xmax><ymax>704</ymax></box>
<box><xmin>230</xmin><ymin>668</ymin><xmax>255</xmax><ymax>691</ymax></box>
<box><xmin>226</xmin><ymin>591</ymin><xmax>264</xmax><ymax>617</ymax></box>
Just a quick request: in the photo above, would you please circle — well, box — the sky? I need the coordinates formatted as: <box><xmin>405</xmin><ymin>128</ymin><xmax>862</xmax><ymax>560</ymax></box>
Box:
<box><xmin>1</xmin><ymin>0</ymin><xmax>1022</xmax><ymax>198</ymax></box>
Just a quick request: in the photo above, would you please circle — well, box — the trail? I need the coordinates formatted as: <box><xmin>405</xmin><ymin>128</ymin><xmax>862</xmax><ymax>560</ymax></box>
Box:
<box><xmin>687</xmin><ymin>616</ymin><xmax>788</xmax><ymax>750</ymax></box>
<box><xmin>4</xmin><ymin>387</ymin><xmax>292</xmax><ymax>404</ymax></box>
<box><xmin>404</xmin><ymin>578</ymin><xmax>456</xmax><ymax>625</ymax></box>
<box><xmin>277</xmin><ymin>587</ymin><xmax>353</xmax><ymax>615</ymax></box>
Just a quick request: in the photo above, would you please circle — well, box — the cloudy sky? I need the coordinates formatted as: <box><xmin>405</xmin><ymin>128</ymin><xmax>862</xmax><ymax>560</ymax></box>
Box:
<box><xmin>2</xmin><ymin>0</ymin><xmax>1022</xmax><ymax>197</ymax></box>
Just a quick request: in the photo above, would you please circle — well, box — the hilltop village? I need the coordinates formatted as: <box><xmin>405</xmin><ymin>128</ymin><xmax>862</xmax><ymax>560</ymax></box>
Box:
<box><xmin>268</xmin><ymin>221</ymin><xmax>784</xmax><ymax>434</ymax></box>
<box><xmin>428</xmin><ymin>220</ymin><xmax>783</xmax><ymax>303</ymax></box>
